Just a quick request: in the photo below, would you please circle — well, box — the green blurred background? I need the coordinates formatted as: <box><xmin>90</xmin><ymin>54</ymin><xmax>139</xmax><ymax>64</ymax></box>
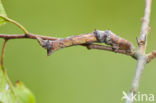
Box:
<box><xmin>0</xmin><ymin>0</ymin><xmax>156</xmax><ymax>103</ymax></box>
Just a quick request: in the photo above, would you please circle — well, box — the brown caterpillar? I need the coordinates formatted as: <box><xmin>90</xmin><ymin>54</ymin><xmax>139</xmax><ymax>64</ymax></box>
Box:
<box><xmin>94</xmin><ymin>30</ymin><xmax>135</xmax><ymax>53</ymax></box>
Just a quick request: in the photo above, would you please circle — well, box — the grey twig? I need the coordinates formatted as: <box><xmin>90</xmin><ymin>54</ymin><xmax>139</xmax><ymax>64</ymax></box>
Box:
<box><xmin>126</xmin><ymin>0</ymin><xmax>152</xmax><ymax>103</ymax></box>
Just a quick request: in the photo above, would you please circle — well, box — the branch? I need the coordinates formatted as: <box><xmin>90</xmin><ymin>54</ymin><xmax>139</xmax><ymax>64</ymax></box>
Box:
<box><xmin>126</xmin><ymin>0</ymin><xmax>152</xmax><ymax>103</ymax></box>
<box><xmin>0</xmin><ymin>31</ymin><xmax>136</xmax><ymax>58</ymax></box>
<box><xmin>0</xmin><ymin>33</ymin><xmax>58</xmax><ymax>40</ymax></box>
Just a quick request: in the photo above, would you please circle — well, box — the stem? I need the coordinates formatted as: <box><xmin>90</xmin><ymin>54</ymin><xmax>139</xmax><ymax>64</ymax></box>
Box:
<box><xmin>1</xmin><ymin>39</ymin><xmax>8</xmax><ymax>71</ymax></box>
<box><xmin>0</xmin><ymin>15</ymin><xmax>29</xmax><ymax>35</ymax></box>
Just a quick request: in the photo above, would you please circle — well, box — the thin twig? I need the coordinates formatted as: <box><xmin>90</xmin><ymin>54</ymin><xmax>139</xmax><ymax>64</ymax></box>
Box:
<box><xmin>126</xmin><ymin>0</ymin><xmax>152</xmax><ymax>103</ymax></box>
<box><xmin>0</xmin><ymin>15</ymin><xmax>29</xmax><ymax>35</ymax></box>
<box><xmin>82</xmin><ymin>44</ymin><xmax>136</xmax><ymax>58</ymax></box>
<box><xmin>0</xmin><ymin>33</ymin><xmax>58</xmax><ymax>40</ymax></box>
<box><xmin>0</xmin><ymin>39</ymin><xmax>13</xmax><ymax>87</ymax></box>
<box><xmin>1</xmin><ymin>39</ymin><xmax>8</xmax><ymax>71</ymax></box>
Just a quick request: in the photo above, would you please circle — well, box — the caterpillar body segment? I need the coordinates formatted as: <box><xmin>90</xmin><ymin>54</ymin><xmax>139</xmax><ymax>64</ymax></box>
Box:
<box><xmin>94</xmin><ymin>30</ymin><xmax>135</xmax><ymax>53</ymax></box>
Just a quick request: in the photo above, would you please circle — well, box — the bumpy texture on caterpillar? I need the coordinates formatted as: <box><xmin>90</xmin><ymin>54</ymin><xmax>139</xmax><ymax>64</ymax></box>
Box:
<box><xmin>94</xmin><ymin>30</ymin><xmax>135</xmax><ymax>53</ymax></box>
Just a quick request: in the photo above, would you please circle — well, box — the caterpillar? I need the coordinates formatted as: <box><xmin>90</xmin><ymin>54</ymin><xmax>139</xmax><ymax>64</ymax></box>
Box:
<box><xmin>94</xmin><ymin>30</ymin><xmax>135</xmax><ymax>53</ymax></box>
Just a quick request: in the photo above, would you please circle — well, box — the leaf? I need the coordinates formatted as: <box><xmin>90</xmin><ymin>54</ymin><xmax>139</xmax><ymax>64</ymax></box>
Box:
<box><xmin>0</xmin><ymin>67</ymin><xmax>36</xmax><ymax>103</ymax></box>
<box><xmin>14</xmin><ymin>81</ymin><xmax>36</xmax><ymax>103</ymax></box>
<box><xmin>0</xmin><ymin>0</ymin><xmax>8</xmax><ymax>26</ymax></box>
<box><xmin>0</xmin><ymin>68</ymin><xmax>16</xmax><ymax>103</ymax></box>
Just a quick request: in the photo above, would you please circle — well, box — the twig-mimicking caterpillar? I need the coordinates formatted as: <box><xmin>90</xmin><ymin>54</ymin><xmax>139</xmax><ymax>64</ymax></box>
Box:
<box><xmin>37</xmin><ymin>30</ymin><xmax>135</xmax><ymax>56</ymax></box>
<box><xmin>94</xmin><ymin>30</ymin><xmax>135</xmax><ymax>53</ymax></box>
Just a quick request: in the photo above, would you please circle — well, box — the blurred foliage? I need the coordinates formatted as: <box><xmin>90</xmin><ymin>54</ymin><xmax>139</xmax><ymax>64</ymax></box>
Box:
<box><xmin>14</xmin><ymin>81</ymin><xmax>35</xmax><ymax>103</ymax></box>
<box><xmin>0</xmin><ymin>0</ymin><xmax>7</xmax><ymax>26</ymax></box>
<box><xmin>0</xmin><ymin>68</ymin><xmax>16</xmax><ymax>103</ymax></box>
<box><xmin>0</xmin><ymin>0</ymin><xmax>156</xmax><ymax>103</ymax></box>
<box><xmin>0</xmin><ymin>68</ymin><xmax>35</xmax><ymax>103</ymax></box>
